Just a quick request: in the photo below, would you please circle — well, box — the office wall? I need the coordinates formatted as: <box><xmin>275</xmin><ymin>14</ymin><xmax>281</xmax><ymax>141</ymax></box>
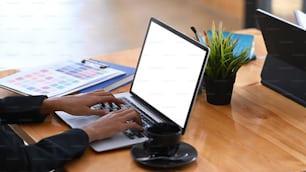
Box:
<box><xmin>200</xmin><ymin>0</ymin><xmax>244</xmax><ymax>21</ymax></box>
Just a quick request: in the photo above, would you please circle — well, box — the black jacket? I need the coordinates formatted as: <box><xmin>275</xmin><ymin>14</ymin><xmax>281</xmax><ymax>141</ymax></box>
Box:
<box><xmin>0</xmin><ymin>96</ymin><xmax>89</xmax><ymax>172</ymax></box>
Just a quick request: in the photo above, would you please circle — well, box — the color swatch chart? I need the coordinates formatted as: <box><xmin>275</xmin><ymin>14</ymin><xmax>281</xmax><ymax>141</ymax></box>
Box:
<box><xmin>0</xmin><ymin>60</ymin><xmax>124</xmax><ymax>97</ymax></box>
<box><xmin>55</xmin><ymin>63</ymin><xmax>109</xmax><ymax>80</ymax></box>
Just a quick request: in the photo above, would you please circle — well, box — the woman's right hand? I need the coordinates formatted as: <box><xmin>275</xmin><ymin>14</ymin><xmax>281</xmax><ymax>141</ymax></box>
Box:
<box><xmin>81</xmin><ymin>108</ymin><xmax>143</xmax><ymax>142</ymax></box>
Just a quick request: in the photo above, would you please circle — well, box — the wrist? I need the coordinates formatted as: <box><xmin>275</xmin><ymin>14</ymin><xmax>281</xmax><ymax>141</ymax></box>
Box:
<box><xmin>81</xmin><ymin>125</ymin><xmax>96</xmax><ymax>143</ymax></box>
<box><xmin>40</xmin><ymin>98</ymin><xmax>59</xmax><ymax>114</ymax></box>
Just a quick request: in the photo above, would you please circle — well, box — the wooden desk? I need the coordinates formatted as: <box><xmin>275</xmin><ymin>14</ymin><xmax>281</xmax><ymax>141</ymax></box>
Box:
<box><xmin>2</xmin><ymin>29</ymin><xmax>306</xmax><ymax>172</ymax></box>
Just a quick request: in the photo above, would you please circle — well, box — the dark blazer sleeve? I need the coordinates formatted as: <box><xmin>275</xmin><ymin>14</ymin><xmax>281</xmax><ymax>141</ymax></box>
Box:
<box><xmin>1</xmin><ymin>128</ymin><xmax>89</xmax><ymax>172</ymax></box>
<box><xmin>0</xmin><ymin>96</ymin><xmax>90</xmax><ymax>171</ymax></box>
<box><xmin>0</xmin><ymin>95</ymin><xmax>47</xmax><ymax>123</ymax></box>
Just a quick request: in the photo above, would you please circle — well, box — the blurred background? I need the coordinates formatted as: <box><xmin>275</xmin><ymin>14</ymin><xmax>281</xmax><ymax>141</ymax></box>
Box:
<box><xmin>0</xmin><ymin>0</ymin><xmax>304</xmax><ymax>69</ymax></box>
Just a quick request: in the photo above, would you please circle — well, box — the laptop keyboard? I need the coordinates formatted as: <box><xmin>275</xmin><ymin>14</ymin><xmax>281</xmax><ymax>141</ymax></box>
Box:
<box><xmin>121</xmin><ymin>97</ymin><xmax>156</xmax><ymax>127</ymax></box>
<box><xmin>91</xmin><ymin>98</ymin><xmax>155</xmax><ymax>139</ymax></box>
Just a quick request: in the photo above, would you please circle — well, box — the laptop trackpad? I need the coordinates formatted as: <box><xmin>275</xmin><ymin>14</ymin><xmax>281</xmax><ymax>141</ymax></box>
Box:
<box><xmin>90</xmin><ymin>133</ymin><xmax>148</xmax><ymax>152</ymax></box>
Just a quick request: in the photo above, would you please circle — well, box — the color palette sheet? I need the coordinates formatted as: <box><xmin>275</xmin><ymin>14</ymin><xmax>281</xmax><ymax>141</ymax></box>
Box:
<box><xmin>0</xmin><ymin>60</ymin><xmax>125</xmax><ymax>97</ymax></box>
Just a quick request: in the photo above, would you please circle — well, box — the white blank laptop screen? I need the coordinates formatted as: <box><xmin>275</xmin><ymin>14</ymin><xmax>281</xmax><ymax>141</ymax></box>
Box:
<box><xmin>131</xmin><ymin>22</ymin><xmax>208</xmax><ymax>128</ymax></box>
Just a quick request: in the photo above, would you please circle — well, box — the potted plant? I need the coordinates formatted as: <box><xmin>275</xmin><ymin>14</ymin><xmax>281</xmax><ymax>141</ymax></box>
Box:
<box><xmin>202</xmin><ymin>22</ymin><xmax>252</xmax><ymax>105</ymax></box>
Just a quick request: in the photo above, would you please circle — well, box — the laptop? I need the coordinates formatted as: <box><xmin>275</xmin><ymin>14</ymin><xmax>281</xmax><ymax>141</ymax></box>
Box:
<box><xmin>255</xmin><ymin>9</ymin><xmax>306</xmax><ymax>107</ymax></box>
<box><xmin>56</xmin><ymin>17</ymin><xmax>210</xmax><ymax>152</ymax></box>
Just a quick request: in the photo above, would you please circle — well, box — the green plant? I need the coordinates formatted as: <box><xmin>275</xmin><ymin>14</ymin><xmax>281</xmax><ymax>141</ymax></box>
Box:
<box><xmin>203</xmin><ymin>22</ymin><xmax>252</xmax><ymax>79</ymax></box>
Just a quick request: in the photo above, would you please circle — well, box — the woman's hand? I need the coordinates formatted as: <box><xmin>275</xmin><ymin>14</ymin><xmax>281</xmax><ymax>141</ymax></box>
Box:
<box><xmin>40</xmin><ymin>89</ymin><xmax>124</xmax><ymax>116</ymax></box>
<box><xmin>81</xmin><ymin>108</ymin><xmax>143</xmax><ymax>142</ymax></box>
<box><xmin>40</xmin><ymin>89</ymin><xmax>143</xmax><ymax>143</ymax></box>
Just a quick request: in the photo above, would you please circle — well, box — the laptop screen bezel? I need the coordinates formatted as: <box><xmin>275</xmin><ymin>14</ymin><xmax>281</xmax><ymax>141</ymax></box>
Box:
<box><xmin>128</xmin><ymin>17</ymin><xmax>209</xmax><ymax>134</ymax></box>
